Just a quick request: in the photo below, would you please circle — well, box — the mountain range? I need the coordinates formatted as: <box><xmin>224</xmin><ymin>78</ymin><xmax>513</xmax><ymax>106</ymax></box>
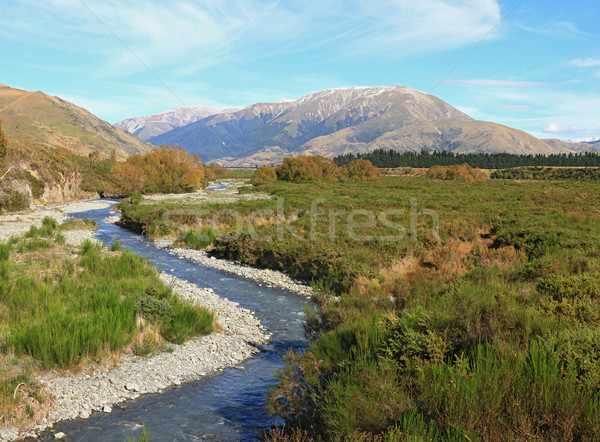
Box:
<box><xmin>114</xmin><ymin>105</ymin><xmax>237</xmax><ymax>141</ymax></box>
<box><xmin>116</xmin><ymin>85</ymin><xmax>589</xmax><ymax>166</ymax></box>
<box><xmin>0</xmin><ymin>84</ymin><xmax>151</xmax><ymax>160</ymax></box>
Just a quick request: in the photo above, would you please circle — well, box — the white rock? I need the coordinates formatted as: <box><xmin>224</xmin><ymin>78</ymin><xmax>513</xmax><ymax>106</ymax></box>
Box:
<box><xmin>125</xmin><ymin>383</ymin><xmax>139</xmax><ymax>392</ymax></box>
<box><xmin>54</xmin><ymin>432</ymin><xmax>66</xmax><ymax>440</ymax></box>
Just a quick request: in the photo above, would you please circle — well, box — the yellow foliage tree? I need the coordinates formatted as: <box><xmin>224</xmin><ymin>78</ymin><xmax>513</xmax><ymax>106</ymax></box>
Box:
<box><xmin>342</xmin><ymin>159</ymin><xmax>380</xmax><ymax>182</ymax></box>
<box><xmin>111</xmin><ymin>145</ymin><xmax>206</xmax><ymax>195</ymax></box>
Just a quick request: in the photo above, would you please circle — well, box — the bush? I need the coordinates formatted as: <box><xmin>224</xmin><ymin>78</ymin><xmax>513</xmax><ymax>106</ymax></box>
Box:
<box><xmin>427</xmin><ymin>163</ymin><xmax>487</xmax><ymax>183</ymax></box>
<box><xmin>111</xmin><ymin>145</ymin><xmax>209</xmax><ymax>195</ymax></box>
<box><xmin>251</xmin><ymin>166</ymin><xmax>277</xmax><ymax>186</ymax></box>
<box><xmin>276</xmin><ymin>156</ymin><xmax>341</xmax><ymax>183</ymax></box>
<box><xmin>0</xmin><ymin>242</ymin><xmax>10</xmax><ymax>261</ymax></box>
<box><xmin>342</xmin><ymin>159</ymin><xmax>380</xmax><ymax>182</ymax></box>
<box><xmin>0</xmin><ymin>187</ymin><xmax>29</xmax><ymax>212</ymax></box>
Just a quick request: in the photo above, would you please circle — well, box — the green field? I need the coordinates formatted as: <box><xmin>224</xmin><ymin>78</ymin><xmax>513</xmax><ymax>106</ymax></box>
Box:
<box><xmin>120</xmin><ymin>176</ymin><xmax>600</xmax><ymax>440</ymax></box>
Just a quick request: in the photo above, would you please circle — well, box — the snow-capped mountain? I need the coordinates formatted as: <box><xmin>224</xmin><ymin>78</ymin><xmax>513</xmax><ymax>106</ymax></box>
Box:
<box><xmin>148</xmin><ymin>86</ymin><xmax>476</xmax><ymax>162</ymax></box>
<box><xmin>114</xmin><ymin>105</ymin><xmax>237</xmax><ymax>141</ymax></box>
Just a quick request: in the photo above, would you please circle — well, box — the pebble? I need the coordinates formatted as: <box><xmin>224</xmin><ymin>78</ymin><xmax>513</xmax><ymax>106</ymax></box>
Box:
<box><xmin>0</xmin><ymin>193</ymin><xmax>301</xmax><ymax>442</ymax></box>
<box><xmin>169</xmin><ymin>247</ymin><xmax>314</xmax><ymax>298</ymax></box>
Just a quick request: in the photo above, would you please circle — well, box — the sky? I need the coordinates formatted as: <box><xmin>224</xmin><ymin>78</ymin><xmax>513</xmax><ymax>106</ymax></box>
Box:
<box><xmin>0</xmin><ymin>0</ymin><xmax>599</xmax><ymax>140</ymax></box>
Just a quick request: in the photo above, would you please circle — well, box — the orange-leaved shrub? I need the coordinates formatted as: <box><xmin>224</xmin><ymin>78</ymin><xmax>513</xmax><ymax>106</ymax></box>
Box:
<box><xmin>426</xmin><ymin>163</ymin><xmax>487</xmax><ymax>183</ymax></box>
<box><xmin>342</xmin><ymin>159</ymin><xmax>380</xmax><ymax>182</ymax></box>
<box><xmin>275</xmin><ymin>156</ymin><xmax>378</xmax><ymax>183</ymax></box>
<box><xmin>111</xmin><ymin>145</ymin><xmax>207</xmax><ymax>195</ymax></box>
<box><xmin>251</xmin><ymin>166</ymin><xmax>277</xmax><ymax>186</ymax></box>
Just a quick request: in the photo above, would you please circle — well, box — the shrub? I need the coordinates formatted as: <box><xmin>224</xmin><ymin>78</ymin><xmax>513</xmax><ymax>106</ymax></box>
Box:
<box><xmin>251</xmin><ymin>166</ymin><xmax>277</xmax><ymax>186</ymax></box>
<box><xmin>0</xmin><ymin>242</ymin><xmax>10</xmax><ymax>261</ymax></box>
<box><xmin>0</xmin><ymin>187</ymin><xmax>29</xmax><ymax>212</ymax></box>
<box><xmin>276</xmin><ymin>156</ymin><xmax>341</xmax><ymax>183</ymax></box>
<box><xmin>427</xmin><ymin>163</ymin><xmax>487</xmax><ymax>183</ymax></box>
<box><xmin>114</xmin><ymin>145</ymin><xmax>208</xmax><ymax>195</ymax></box>
<box><xmin>342</xmin><ymin>159</ymin><xmax>380</xmax><ymax>182</ymax></box>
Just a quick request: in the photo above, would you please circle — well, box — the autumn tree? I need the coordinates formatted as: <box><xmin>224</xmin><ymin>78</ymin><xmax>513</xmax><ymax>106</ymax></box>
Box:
<box><xmin>251</xmin><ymin>166</ymin><xmax>277</xmax><ymax>186</ymax></box>
<box><xmin>342</xmin><ymin>159</ymin><xmax>380</xmax><ymax>182</ymax></box>
<box><xmin>110</xmin><ymin>162</ymin><xmax>146</xmax><ymax>195</ymax></box>
<box><xmin>110</xmin><ymin>145</ymin><xmax>207</xmax><ymax>195</ymax></box>
<box><xmin>276</xmin><ymin>156</ymin><xmax>341</xmax><ymax>183</ymax></box>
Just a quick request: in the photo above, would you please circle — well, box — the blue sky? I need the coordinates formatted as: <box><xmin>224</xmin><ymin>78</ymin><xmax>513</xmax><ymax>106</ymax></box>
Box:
<box><xmin>1</xmin><ymin>0</ymin><xmax>598</xmax><ymax>140</ymax></box>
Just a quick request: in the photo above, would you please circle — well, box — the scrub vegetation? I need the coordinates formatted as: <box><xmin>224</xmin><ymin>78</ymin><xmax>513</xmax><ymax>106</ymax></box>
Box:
<box><xmin>120</xmin><ymin>173</ymin><xmax>600</xmax><ymax>440</ymax></box>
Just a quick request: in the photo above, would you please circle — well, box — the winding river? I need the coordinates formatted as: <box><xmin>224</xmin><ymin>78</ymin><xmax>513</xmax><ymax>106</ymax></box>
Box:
<box><xmin>39</xmin><ymin>201</ymin><xmax>309</xmax><ymax>441</ymax></box>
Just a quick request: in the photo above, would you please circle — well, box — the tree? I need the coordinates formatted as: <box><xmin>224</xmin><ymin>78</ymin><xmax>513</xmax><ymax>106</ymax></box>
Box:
<box><xmin>251</xmin><ymin>166</ymin><xmax>277</xmax><ymax>186</ymax></box>
<box><xmin>342</xmin><ymin>159</ymin><xmax>380</xmax><ymax>181</ymax></box>
<box><xmin>276</xmin><ymin>156</ymin><xmax>341</xmax><ymax>183</ymax></box>
<box><xmin>110</xmin><ymin>162</ymin><xmax>146</xmax><ymax>195</ymax></box>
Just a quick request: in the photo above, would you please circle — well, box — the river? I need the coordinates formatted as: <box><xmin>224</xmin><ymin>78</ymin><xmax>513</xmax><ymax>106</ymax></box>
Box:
<box><xmin>39</xmin><ymin>201</ymin><xmax>309</xmax><ymax>441</ymax></box>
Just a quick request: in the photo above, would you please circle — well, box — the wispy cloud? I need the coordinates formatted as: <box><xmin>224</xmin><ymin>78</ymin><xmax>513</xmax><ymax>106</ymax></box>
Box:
<box><xmin>0</xmin><ymin>0</ymin><xmax>503</xmax><ymax>76</ymax></box>
<box><xmin>444</xmin><ymin>79</ymin><xmax>553</xmax><ymax>88</ymax></box>
<box><xmin>498</xmin><ymin>104</ymin><xmax>533</xmax><ymax>110</ymax></box>
<box><xmin>569</xmin><ymin>57</ymin><xmax>600</xmax><ymax>68</ymax></box>
<box><xmin>517</xmin><ymin>21</ymin><xmax>597</xmax><ymax>39</ymax></box>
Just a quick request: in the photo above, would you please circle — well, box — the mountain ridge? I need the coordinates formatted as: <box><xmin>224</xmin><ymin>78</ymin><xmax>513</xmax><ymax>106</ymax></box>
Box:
<box><xmin>148</xmin><ymin>85</ymin><xmax>474</xmax><ymax>163</ymax></box>
<box><xmin>0</xmin><ymin>83</ymin><xmax>152</xmax><ymax>160</ymax></box>
<box><xmin>114</xmin><ymin>105</ymin><xmax>238</xmax><ymax>140</ymax></box>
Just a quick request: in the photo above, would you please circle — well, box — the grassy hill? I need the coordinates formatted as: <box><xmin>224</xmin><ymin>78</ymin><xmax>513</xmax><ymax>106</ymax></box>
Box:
<box><xmin>0</xmin><ymin>84</ymin><xmax>152</xmax><ymax>160</ymax></box>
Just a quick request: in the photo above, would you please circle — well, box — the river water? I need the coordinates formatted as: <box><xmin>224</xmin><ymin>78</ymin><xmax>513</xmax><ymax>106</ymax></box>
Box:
<box><xmin>40</xmin><ymin>201</ymin><xmax>309</xmax><ymax>441</ymax></box>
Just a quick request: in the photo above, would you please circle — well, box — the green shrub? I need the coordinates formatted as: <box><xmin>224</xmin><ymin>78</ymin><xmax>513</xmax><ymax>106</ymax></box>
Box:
<box><xmin>135</xmin><ymin>292</ymin><xmax>174</xmax><ymax>322</ymax></box>
<box><xmin>110</xmin><ymin>240</ymin><xmax>122</xmax><ymax>251</ymax></box>
<box><xmin>180</xmin><ymin>227</ymin><xmax>217</xmax><ymax>250</ymax></box>
<box><xmin>0</xmin><ymin>242</ymin><xmax>10</xmax><ymax>261</ymax></box>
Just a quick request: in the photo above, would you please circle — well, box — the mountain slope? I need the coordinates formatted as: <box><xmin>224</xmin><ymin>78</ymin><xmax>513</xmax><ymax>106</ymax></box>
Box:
<box><xmin>149</xmin><ymin>86</ymin><xmax>473</xmax><ymax>162</ymax></box>
<box><xmin>114</xmin><ymin>105</ymin><xmax>237</xmax><ymax>140</ymax></box>
<box><xmin>302</xmin><ymin>119</ymin><xmax>573</xmax><ymax>157</ymax></box>
<box><xmin>0</xmin><ymin>83</ymin><xmax>152</xmax><ymax>160</ymax></box>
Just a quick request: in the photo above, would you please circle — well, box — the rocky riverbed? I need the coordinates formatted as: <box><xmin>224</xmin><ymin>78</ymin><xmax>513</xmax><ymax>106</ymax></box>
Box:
<box><xmin>166</xmin><ymin>245</ymin><xmax>315</xmax><ymax>298</ymax></box>
<box><xmin>0</xmin><ymin>200</ymin><xmax>272</xmax><ymax>442</ymax></box>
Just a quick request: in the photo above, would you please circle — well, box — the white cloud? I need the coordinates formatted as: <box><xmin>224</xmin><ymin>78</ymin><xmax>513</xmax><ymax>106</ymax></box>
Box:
<box><xmin>543</xmin><ymin>123</ymin><xmax>587</xmax><ymax>135</ymax></box>
<box><xmin>0</xmin><ymin>0</ymin><xmax>503</xmax><ymax>75</ymax></box>
<box><xmin>444</xmin><ymin>79</ymin><xmax>553</xmax><ymax>88</ymax></box>
<box><xmin>569</xmin><ymin>57</ymin><xmax>600</xmax><ymax>68</ymax></box>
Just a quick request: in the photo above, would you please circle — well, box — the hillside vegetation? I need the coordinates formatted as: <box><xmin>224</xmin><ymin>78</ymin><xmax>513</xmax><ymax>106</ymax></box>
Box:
<box><xmin>120</xmin><ymin>176</ymin><xmax>600</xmax><ymax>440</ymax></box>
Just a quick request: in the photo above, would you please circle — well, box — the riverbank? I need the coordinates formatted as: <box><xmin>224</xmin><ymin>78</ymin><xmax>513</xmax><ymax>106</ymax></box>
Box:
<box><xmin>165</xmin><ymin>244</ymin><xmax>314</xmax><ymax>298</ymax></box>
<box><xmin>0</xmin><ymin>200</ymin><xmax>271</xmax><ymax>441</ymax></box>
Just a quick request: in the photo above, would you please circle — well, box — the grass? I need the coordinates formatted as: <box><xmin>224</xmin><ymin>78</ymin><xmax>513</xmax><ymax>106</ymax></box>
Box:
<box><xmin>0</xmin><ymin>218</ymin><xmax>215</xmax><ymax>429</ymax></box>
<box><xmin>119</xmin><ymin>175</ymin><xmax>600</xmax><ymax>440</ymax></box>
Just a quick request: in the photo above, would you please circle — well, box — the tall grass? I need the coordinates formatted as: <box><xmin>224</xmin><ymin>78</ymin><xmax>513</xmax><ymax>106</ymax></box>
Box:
<box><xmin>1</xmin><ymin>228</ymin><xmax>214</xmax><ymax>368</ymax></box>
